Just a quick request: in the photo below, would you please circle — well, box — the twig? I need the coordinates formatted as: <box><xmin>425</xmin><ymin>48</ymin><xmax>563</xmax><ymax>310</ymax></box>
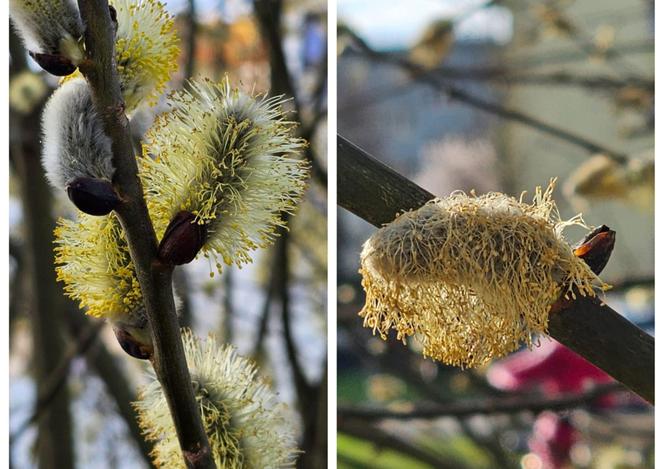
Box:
<box><xmin>340</xmin><ymin>28</ymin><xmax>629</xmax><ymax>162</ymax></box>
<box><xmin>338</xmin><ymin>383</ymin><xmax>625</xmax><ymax>421</ymax></box>
<box><xmin>337</xmin><ymin>135</ymin><xmax>654</xmax><ymax>404</ymax></box>
<box><xmin>76</xmin><ymin>1</ymin><xmax>214</xmax><ymax>466</ymax></box>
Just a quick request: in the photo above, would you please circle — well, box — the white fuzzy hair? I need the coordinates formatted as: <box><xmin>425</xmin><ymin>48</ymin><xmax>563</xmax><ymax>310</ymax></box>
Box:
<box><xmin>10</xmin><ymin>0</ymin><xmax>83</xmax><ymax>61</ymax></box>
<box><xmin>41</xmin><ymin>78</ymin><xmax>115</xmax><ymax>190</ymax></box>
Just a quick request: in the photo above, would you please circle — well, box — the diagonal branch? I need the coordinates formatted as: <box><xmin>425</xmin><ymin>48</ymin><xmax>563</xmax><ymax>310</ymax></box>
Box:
<box><xmin>337</xmin><ymin>135</ymin><xmax>654</xmax><ymax>404</ymax></box>
<box><xmin>75</xmin><ymin>1</ymin><xmax>215</xmax><ymax>466</ymax></box>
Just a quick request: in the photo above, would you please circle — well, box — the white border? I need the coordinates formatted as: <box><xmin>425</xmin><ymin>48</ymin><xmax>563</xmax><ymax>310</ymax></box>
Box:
<box><xmin>654</xmin><ymin>0</ymin><xmax>662</xmax><ymax>463</ymax></box>
<box><xmin>2</xmin><ymin>1</ymin><xmax>11</xmax><ymax>465</ymax></box>
<box><xmin>326</xmin><ymin>1</ymin><xmax>338</xmax><ymax>466</ymax></box>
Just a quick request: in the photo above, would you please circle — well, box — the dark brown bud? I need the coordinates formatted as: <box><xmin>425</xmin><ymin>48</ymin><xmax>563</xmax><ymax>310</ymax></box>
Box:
<box><xmin>157</xmin><ymin>211</ymin><xmax>207</xmax><ymax>265</ymax></box>
<box><xmin>29</xmin><ymin>51</ymin><xmax>77</xmax><ymax>76</ymax></box>
<box><xmin>574</xmin><ymin>225</ymin><xmax>615</xmax><ymax>275</ymax></box>
<box><xmin>66</xmin><ymin>177</ymin><xmax>121</xmax><ymax>216</ymax></box>
<box><xmin>113</xmin><ymin>326</ymin><xmax>153</xmax><ymax>360</ymax></box>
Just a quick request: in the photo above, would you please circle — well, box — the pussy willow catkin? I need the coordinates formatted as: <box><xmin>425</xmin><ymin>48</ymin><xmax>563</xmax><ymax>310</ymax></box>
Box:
<box><xmin>141</xmin><ymin>77</ymin><xmax>309</xmax><ymax>270</ymax></box>
<box><xmin>134</xmin><ymin>330</ymin><xmax>298</xmax><ymax>468</ymax></box>
<box><xmin>111</xmin><ymin>0</ymin><xmax>179</xmax><ymax>110</ymax></box>
<box><xmin>41</xmin><ymin>78</ymin><xmax>114</xmax><ymax>191</ymax></box>
<box><xmin>62</xmin><ymin>0</ymin><xmax>179</xmax><ymax>112</ymax></box>
<box><xmin>9</xmin><ymin>0</ymin><xmax>84</xmax><ymax>74</ymax></box>
<box><xmin>54</xmin><ymin>212</ymin><xmax>151</xmax><ymax>354</ymax></box>
<box><xmin>359</xmin><ymin>181</ymin><xmax>608</xmax><ymax>368</ymax></box>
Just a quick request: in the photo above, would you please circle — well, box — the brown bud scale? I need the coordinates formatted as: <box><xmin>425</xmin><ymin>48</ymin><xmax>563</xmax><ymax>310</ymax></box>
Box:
<box><xmin>157</xmin><ymin>211</ymin><xmax>207</xmax><ymax>265</ymax></box>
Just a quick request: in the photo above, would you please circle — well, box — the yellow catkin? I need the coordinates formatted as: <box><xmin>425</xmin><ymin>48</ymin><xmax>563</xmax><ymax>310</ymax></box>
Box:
<box><xmin>359</xmin><ymin>180</ymin><xmax>609</xmax><ymax>368</ymax></box>
<box><xmin>134</xmin><ymin>330</ymin><xmax>298</xmax><ymax>468</ymax></box>
<box><xmin>63</xmin><ymin>0</ymin><xmax>179</xmax><ymax>111</ymax></box>
<box><xmin>54</xmin><ymin>212</ymin><xmax>142</xmax><ymax>322</ymax></box>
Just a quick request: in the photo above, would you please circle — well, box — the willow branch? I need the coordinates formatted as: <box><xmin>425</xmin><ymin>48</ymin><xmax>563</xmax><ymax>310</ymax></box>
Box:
<box><xmin>76</xmin><ymin>1</ymin><xmax>214</xmax><ymax>466</ymax></box>
<box><xmin>337</xmin><ymin>135</ymin><xmax>654</xmax><ymax>404</ymax></box>
<box><xmin>338</xmin><ymin>383</ymin><xmax>625</xmax><ymax>421</ymax></box>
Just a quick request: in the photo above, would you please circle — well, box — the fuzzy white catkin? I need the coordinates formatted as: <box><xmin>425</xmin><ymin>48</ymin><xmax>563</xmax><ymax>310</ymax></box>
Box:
<box><xmin>41</xmin><ymin>78</ymin><xmax>115</xmax><ymax>190</ymax></box>
<box><xmin>10</xmin><ymin>0</ymin><xmax>83</xmax><ymax>63</ymax></box>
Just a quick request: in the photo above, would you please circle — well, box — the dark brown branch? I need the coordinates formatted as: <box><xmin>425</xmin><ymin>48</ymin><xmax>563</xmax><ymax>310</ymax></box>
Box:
<box><xmin>76</xmin><ymin>1</ymin><xmax>214</xmax><ymax>467</ymax></box>
<box><xmin>338</xmin><ymin>383</ymin><xmax>625</xmax><ymax>421</ymax></box>
<box><xmin>337</xmin><ymin>135</ymin><xmax>654</xmax><ymax>404</ymax></box>
<box><xmin>547</xmin><ymin>296</ymin><xmax>654</xmax><ymax>404</ymax></box>
<box><xmin>340</xmin><ymin>28</ymin><xmax>629</xmax><ymax>163</ymax></box>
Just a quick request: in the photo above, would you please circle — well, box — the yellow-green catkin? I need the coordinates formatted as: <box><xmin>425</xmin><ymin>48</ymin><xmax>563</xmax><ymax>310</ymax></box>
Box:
<box><xmin>54</xmin><ymin>212</ymin><xmax>142</xmax><ymax>322</ymax></box>
<box><xmin>64</xmin><ymin>0</ymin><xmax>179</xmax><ymax>111</ymax></box>
<box><xmin>141</xmin><ymin>77</ymin><xmax>309</xmax><ymax>272</ymax></box>
<box><xmin>359</xmin><ymin>180</ymin><xmax>609</xmax><ymax>368</ymax></box>
<box><xmin>135</xmin><ymin>330</ymin><xmax>298</xmax><ymax>468</ymax></box>
<box><xmin>112</xmin><ymin>0</ymin><xmax>179</xmax><ymax>110</ymax></box>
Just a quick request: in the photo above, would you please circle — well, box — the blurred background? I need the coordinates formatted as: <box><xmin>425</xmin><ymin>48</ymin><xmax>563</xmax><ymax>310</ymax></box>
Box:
<box><xmin>337</xmin><ymin>0</ymin><xmax>653</xmax><ymax>467</ymax></box>
<box><xmin>9</xmin><ymin>0</ymin><xmax>327</xmax><ymax>467</ymax></box>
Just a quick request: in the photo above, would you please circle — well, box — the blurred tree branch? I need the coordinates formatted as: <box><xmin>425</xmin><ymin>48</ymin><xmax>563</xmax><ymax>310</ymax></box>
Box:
<box><xmin>342</xmin><ymin>323</ymin><xmax>515</xmax><ymax>467</ymax></box>
<box><xmin>339</xmin><ymin>383</ymin><xmax>624</xmax><ymax>421</ymax></box>
<box><xmin>65</xmin><ymin>312</ymin><xmax>155</xmax><ymax>466</ymax></box>
<box><xmin>338</xmin><ymin>418</ymin><xmax>472</xmax><ymax>469</ymax></box>
<box><xmin>339</xmin><ymin>64</ymin><xmax>653</xmax><ymax>114</ymax></box>
<box><xmin>10</xmin><ymin>29</ymin><xmax>75</xmax><ymax>469</ymax></box>
<box><xmin>426</xmin><ymin>67</ymin><xmax>652</xmax><ymax>91</ymax></box>
<box><xmin>76</xmin><ymin>1</ymin><xmax>214</xmax><ymax>466</ymax></box>
<box><xmin>184</xmin><ymin>0</ymin><xmax>197</xmax><ymax>82</ymax></box>
<box><xmin>339</xmin><ymin>27</ymin><xmax>630</xmax><ymax>162</ymax></box>
<box><xmin>504</xmin><ymin>39</ymin><xmax>653</xmax><ymax>69</ymax></box>
<box><xmin>11</xmin><ymin>322</ymin><xmax>103</xmax><ymax>442</ymax></box>
<box><xmin>253</xmin><ymin>0</ymin><xmax>328</xmax><ymax>188</ymax></box>
<box><xmin>251</xmin><ymin>3</ymin><xmax>327</xmax><ymax>466</ymax></box>
<box><xmin>337</xmin><ymin>135</ymin><xmax>654</xmax><ymax>404</ymax></box>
